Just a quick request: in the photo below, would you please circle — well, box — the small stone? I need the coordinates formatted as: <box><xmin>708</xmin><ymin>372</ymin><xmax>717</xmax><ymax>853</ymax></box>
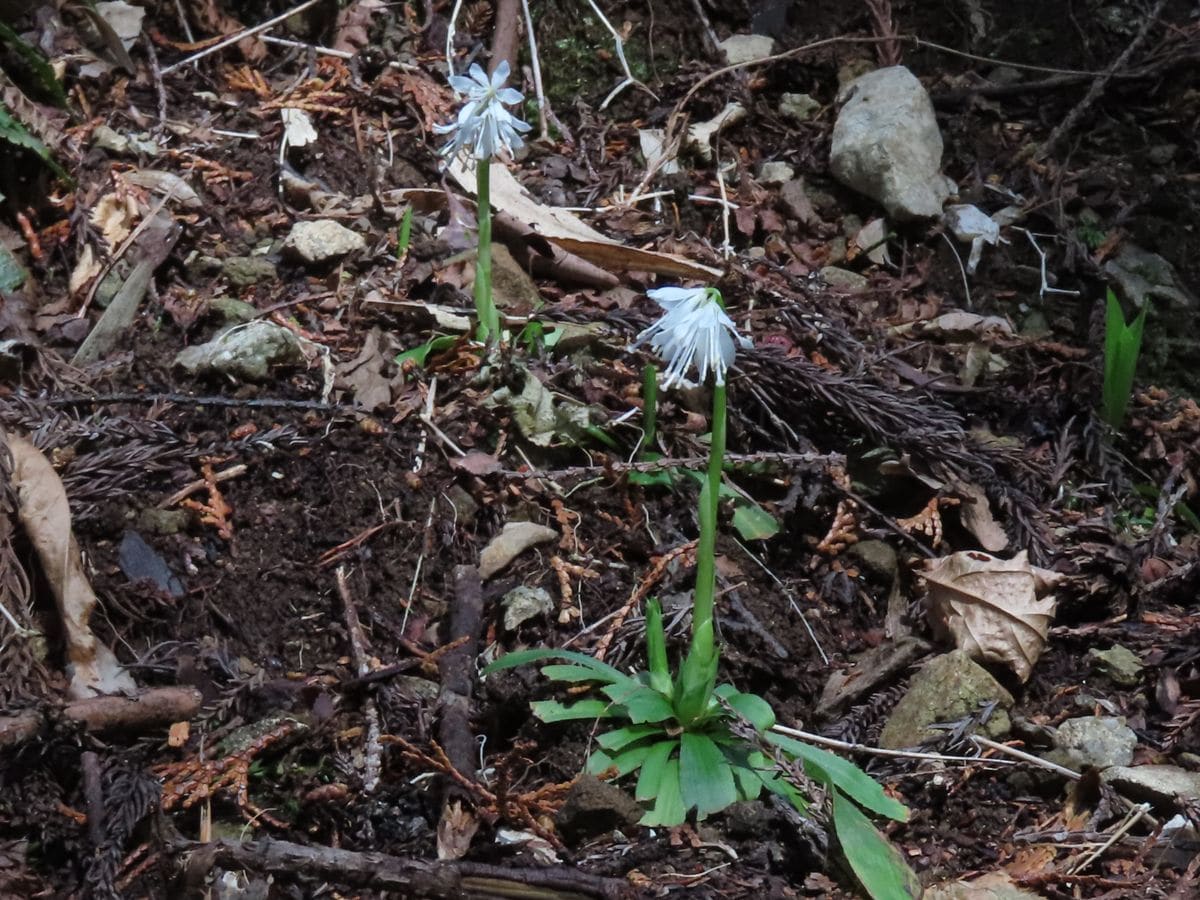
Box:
<box><xmin>1088</xmin><ymin>645</ymin><xmax>1143</xmax><ymax>688</ymax></box>
<box><xmin>879</xmin><ymin>650</ymin><xmax>1014</xmax><ymax>749</ymax></box>
<box><xmin>848</xmin><ymin>540</ymin><xmax>898</xmax><ymax>582</ymax></box>
<box><xmin>722</xmin><ymin>800</ymin><xmax>773</xmax><ymax>838</ymax></box>
<box><xmin>136</xmin><ymin>507</ymin><xmax>190</xmax><ymax>535</ymax></box>
<box><xmin>758</xmin><ymin>161</ymin><xmax>795</xmax><ymax>185</ymax></box>
<box><xmin>209</xmin><ymin>297</ymin><xmax>260</xmax><ymax>325</ymax></box>
<box><xmin>779</xmin><ymin>178</ymin><xmax>818</xmax><ymax>225</ymax></box>
<box><xmin>222</xmin><ymin>255</ymin><xmax>278</xmax><ymax>288</ymax></box>
<box><xmin>819</xmin><ymin>266</ymin><xmax>869</xmax><ymax>292</ymax></box>
<box><xmin>717</xmin><ymin>33</ymin><xmax>775</xmax><ymax>65</ymax></box>
<box><xmin>779</xmin><ymin>92</ymin><xmax>820</xmax><ymax>122</ymax></box>
<box><xmin>283</xmin><ymin>220</ymin><xmax>365</xmax><ymax>265</ymax></box>
<box><xmin>174</xmin><ymin>321</ymin><xmax>304</xmax><ymax>382</ymax></box>
<box><xmin>1146</xmin><ymin>144</ymin><xmax>1177</xmax><ymax>166</ymax></box>
<box><xmin>1045</xmin><ymin>717</ymin><xmax>1136</xmax><ymax>771</ymax></box>
<box><xmin>445</xmin><ymin>485</ymin><xmax>478</xmax><ymax>525</ymax></box>
<box><xmin>825</xmin><ymin>236</ymin><xmax>848</xmax><ymax>265</ymax></box>
<box><xmin>554</xmin><ymin>775</ymin><xmax>643</xmax><ymax>843</ymax></box>
<box><xmin>478</xmin><ymin>521</ymin><xmax>559</xmax><ymax>580</ymax></box>
<box><xmin>501</xmin><ymin>585</ymin><xmax>555</xmax><ymax>631</ymax></box>
<box><xmin>1102</xmin><ymin>765</ymin><xmax>1200</xmax><ymax>808</ymax></box>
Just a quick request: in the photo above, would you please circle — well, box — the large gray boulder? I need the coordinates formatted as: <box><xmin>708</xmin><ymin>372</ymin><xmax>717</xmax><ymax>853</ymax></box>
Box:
<box><xmin>830</xmin><ymin>66</ymin><xmax>956</xmax><ymax>220</ymax></box>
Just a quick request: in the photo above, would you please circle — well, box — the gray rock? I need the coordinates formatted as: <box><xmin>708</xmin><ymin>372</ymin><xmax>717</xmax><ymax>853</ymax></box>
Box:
<box><xmin>209</xmin><ymin>297</ymin><xmax>260</xmax><ymax>324</ymax></box>
<box><xmin>283</xmin><ymin>220</ymin><xmax>365</xmax><ymax>265</ymax></box>
<box><xmin>820</xmin><ymin>266</ymin><xmax>869</xmax><ymax>292</ymax></box>
<box><xmin>758</xmin><ymin>161</ymin><xmax>795</xmax><ymax>185</ymax></box>
<box><xmin>1088</xmin><ymin>645</ymin><xmax>1143</xmax><ymax>688</ymax></box>
<box><xmin>830</xmin><ymin>66</ymin><xmax>957</xmax><ymax>220</ymax></box>
<box><xmin>717</xmin><ymin>34</ymin><xmax>775</xmax><ymax>65</ymax></box>
<box><xmin>174</xmin><ymin>321</ymin><xmax>304</xmax><ymax>382</ymax></box>
<box><xmin>1103</xmin><ymin>242</ymin><xmax>1196</xmax><ymax>311</ymax></box>
<box><xmin>1102</xmin><ymin>765</ymin><xmax>1200</xmax><ymax>808</ymax></box>
<box><xmin>778</xmin><ymin>178</ymin><xmax>818</xmax><ymax>226</ymax></box>
<box><xmin>554</xmin><ymin>775</ymin><xmax>643</xmax><ymax>843</ymax></box>
<box><xmin>849</xmin><ymin>540</ymin><xmax>898</xmax><ymax>582</ymax></box>
<box><xmin>879</xmin><ymin>650</ymin><xmax>1014</xmax><ymax>749</ymax></box>
<box><xmin>136</xmin><ymin>507</ymin><xmax>190</xmax><ymax>535</ymax></box>
<box><xmin>222</xmin><ymin>255</ymin><xmax>277</xmax><ymax>288</ymax></box>
<box><xmin>1045</xmin><ymin>717</ymin><xmax>1136</xmax><ymax>771</ymax></box>
<box><xmin>779</xmin><ymin>92</ymin><xmax>819</xmax><ymax>122</ymax></box>
<box><xmin>501</xmin><ymin>585</ymin><xmax>554</xmax><ymax>631</ymax></box>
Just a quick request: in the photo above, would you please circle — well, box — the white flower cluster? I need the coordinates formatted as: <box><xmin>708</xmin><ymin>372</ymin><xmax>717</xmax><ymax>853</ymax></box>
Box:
<box><xmin>634</xmin><ymin>286</ymin><xmax>750</xmax><ymax>389</ymax></box>
<box><xmin>435</xmin><ymin>60</ymin><xmax>531</xmax><ymax>161</ymax></box>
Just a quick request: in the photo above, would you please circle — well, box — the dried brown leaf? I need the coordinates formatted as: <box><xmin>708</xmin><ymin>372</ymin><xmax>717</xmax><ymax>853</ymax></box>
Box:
<box><xmin>9</xmin><ymin>434</ymin><xmax>135</xmax><ymax>699</ymax></box>
<box><xmin>923</xmin><ymin>550</ymin><xmax>1060</xmax><ymax>683</ymax></box>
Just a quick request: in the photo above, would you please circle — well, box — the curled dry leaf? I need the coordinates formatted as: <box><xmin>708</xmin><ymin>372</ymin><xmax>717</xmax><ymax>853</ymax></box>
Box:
<box><xmin>8</xmin><ymin>434</ymin><xmax>135</xmax><ymax>699</ymax></box>
<box><xmin>923</xmin><ymin>550</ymin><xmax>1060</xmax><ymax>683</ymax></box>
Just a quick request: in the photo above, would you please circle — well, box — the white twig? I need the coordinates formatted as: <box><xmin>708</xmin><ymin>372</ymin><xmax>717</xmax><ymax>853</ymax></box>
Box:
<box><xmin>412</xmin><ymin>377</ymin><xmax>437</xmax><ymax>474</ymax></box>
<box><xmin>715</xmin><ymin>159</ymin><xmax>734</xmax><ymax>260</ymax></box>
<box><xmin>445</xmin><ymin>0</ymin><xmax>465</xmax><ymax>74</ymax></box>
<box><xmin>161</xmin><ymin>0</ymin><xmax>324</xmax><ymax>75</ymax></box>
<box><xmin>971</xmin><ymin>735</ymin><xmax>1080</xmax><ymax>780</ymax></box>
<box><xmin>520</xmin><ymin>0</ymin><xmax>550</xmax><ymax>140</ymax></box>
<box><xmin>1017</xmin><ymin>228</ymin><xmax>1081</xmax><ymax>299</ymax></box>
<box><xmin>940</xmin><ymin>231</ymin><xmax>972</xmax><ymax>310</ymax></box>
<box><xmin>1067</xmin><ymin>802</ymin><xmax>1151</xmax><ymax>874</ymax></box>
<box><xmin>401</xmin><ymin>498</ymin><xmax>437</xmax><ymax>637</ymax></box>
<box><xmin>259</xmin><ymin>34</ymin><xmax>353</xmax><ymax>59</ymax></box>
<box><xmin>582</xmin><ymin>0</ymin><xmax>657</xmax><ymax>109</ymax></box>
<box><xmin>771</xmin><ymin>723</ymin><xmax>1014</xmax><ymax>766</ymax></box>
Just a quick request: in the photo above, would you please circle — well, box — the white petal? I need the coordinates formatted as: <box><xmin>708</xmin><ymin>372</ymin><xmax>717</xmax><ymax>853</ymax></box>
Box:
<box><xmin>491</xmin><ymin>59</ymin><xmax>511</xmax><ymax>88</ymax></box>
<box><xmin>448</xmin><ymin>74</ymin><xmax>476</xmax><ymax>94</ymax></box>
<box><xmin>647</xmin><ymin>286</ymin><xmax>703</xmax><ymax>309</ymax></box>
<box><xmin>467</xmin><ymin>63</ymin><xmax>489</xmax><ymax>87</ymax></box>
<box><xmin>496</xmin><ymin>87</ymin><xmax>524</xmax><ymax>105</ymax></box>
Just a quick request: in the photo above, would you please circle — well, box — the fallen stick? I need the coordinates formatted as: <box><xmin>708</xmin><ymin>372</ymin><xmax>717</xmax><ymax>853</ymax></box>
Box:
<box><xmin>172</xmin><ymin>836</ymin><xmax>636</xmax><ymax>898</ymax></box>
<box><xmin>0</xmin><ymin>687</ymin><xmax>202</xmax><ymax>749</ymax></box>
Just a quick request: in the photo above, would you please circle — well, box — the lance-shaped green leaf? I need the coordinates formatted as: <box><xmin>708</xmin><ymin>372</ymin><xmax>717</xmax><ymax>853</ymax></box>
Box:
<box><xmin>767</xmin><ymin>732</ymin><xmax>908</xmax><ymax>822</ymax></box>
<box><xmin>679</xmin><ymin>732</ymin><xmax>738</xmax><ymax>818</ymax></box>
<box><xmin>640</xmin><ymin>757</ymin><xmax>684</xmax><ymax>826</ymax></box>
<box><xmin>530</xmin><ymin>698</ymin><xmax>616</xmax><ymax>723</ymax></box>
<box><xmin>635</xmin><ymin>739</ymin><xmax>678</xmax><ymax>802</ymax></box>
<box><xmin>643</xmin><ymin>599</ymin><xmax>673</xmax><ymax>695</ymax></box>
<box><xmin>483</xmin><ymin>647</ymin><xmax>635</xmax><ymax>687</ymax></box>
<box><xmin>832</xmin><ymin>789</ymin><xmax>922</xmax><ymax>900</ymax></box>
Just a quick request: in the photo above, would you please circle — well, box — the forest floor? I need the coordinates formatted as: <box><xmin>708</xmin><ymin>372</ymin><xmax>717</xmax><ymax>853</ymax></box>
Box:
<box><xmin>1</xmin><ymin>0</ymin><xmax>1199</xmax><ymax>897</ymax></box>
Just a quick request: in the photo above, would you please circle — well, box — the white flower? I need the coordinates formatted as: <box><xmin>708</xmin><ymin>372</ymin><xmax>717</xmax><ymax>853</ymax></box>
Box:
<box><xmin>435</xmin><ymin>60</ymin><xmax>532</xmax><ymax>161</ymax></box>
<box><xmin>633</xmin><ymin>286</ymin><xmax>750</xmax><ymax>389</ymax></box>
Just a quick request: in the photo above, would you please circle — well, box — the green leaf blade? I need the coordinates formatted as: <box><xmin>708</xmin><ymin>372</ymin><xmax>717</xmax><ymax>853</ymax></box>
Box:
<box><xmin>679</xmin><ymin>733</ymin><xmax>737</xmax><ymax>819</ymax></box>
<box><xmin>832</xmin><ymin>789</ymin><xmax>922</xmax><ymax>900</ymax></box>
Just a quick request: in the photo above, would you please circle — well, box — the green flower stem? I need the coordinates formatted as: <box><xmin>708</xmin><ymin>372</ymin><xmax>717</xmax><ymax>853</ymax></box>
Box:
<box><xmin>474</xmin><ymin>161</ymin><xmax>501</xmax><ymax>341</ymax></box>
<box><xmin>692</xmin><ymin>382</ymin><xmax>726</xmax><ymax>660</ymax></box>
<box><xmin>641</xmin><ymin>363</ymin><xmax>658</xmax><ymax>451</ymax></box>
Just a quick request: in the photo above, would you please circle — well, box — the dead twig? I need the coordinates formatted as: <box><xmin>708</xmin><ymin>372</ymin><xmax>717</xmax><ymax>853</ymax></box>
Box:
<box><xmin>336</xmin><ymin>567</ymin><xmax>383</xmax><ymax>793</ymax></box>
<box><xmin>169</xmin><ymin>836</ymin><xmax>635</xmax><ymax>898</ymax></box>
<box><xmin>160</xmin><ymin>0</ymin><xmax>325</xmax><ymax>75</ymax></box>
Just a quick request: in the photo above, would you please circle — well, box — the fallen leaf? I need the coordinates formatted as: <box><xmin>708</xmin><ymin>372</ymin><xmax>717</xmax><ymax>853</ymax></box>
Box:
<box><xmin>924</xmin><ymin>869</ymin><xmax>1045</xmax><ymax>899</ymax></box>
<box><xmin>9</xmin><ymin>434</ymin><xmax>136</xmax><ymax>699</ymax></box>
<box><xmin>449</xmin><ymin>451</ymin><xmax>502</xmax><ymax>476</ymax></box>
<box><xmin>168</xmin><ymin>720</ymin><xmax>190</xmax><ymax>747</ymax></box>
<box><xmin>332</xmin><ymin>0</ymin><xmax>386</xmax><ymax>54</ymax></box>
<box><xmin>479</xmin><ymin>521</ymin><xmax>559</xmax><ymax>580</ymax></box>
<box><xmin>445</xmin><ymin>160</ymin><xmax>721</xmax><ymax>279</ymax></box>
<box><xmin>437</xmin><ymin>799</ymin><xmax>479</xmax><ymax>860</ymax></box>
<box><xmin>923</xmin><ymin>550</ymin><xmax>1060</xmax><ymax>682</ymax></box>
<box><xmin>90</xmin><ymin>192</ymin><xmax>137</xmax><ymax>249</ymax></box>
<box><xmin>952</xmin><ymin>480</ymin><xmax>1009</xmax><ymax>552</ymax></box>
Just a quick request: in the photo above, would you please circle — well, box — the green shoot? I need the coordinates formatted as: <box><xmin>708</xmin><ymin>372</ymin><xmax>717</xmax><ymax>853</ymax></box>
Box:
<box><xmin>396</xmin><ymin>206</ymin><xmax>413</xmax><ymax>262</ymax></box>
<box><xmin>1102</xmin><ymin>287</ymin><xmax>1147</xmax><ymax>430</ymax></box>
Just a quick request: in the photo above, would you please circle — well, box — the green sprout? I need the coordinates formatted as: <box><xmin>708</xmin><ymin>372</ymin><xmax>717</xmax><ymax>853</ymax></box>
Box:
<box><xmin>1102</xmin><ymin>287</ymin><xmax>1147</xmax><ymax>429</ymax></box>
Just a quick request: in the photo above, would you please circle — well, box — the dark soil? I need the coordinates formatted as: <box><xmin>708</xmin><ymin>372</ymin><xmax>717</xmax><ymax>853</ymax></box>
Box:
<box><xmin>1</xmin><ymin>1</ymin><xmax>1199</xmax><ymax>898</ymax></box>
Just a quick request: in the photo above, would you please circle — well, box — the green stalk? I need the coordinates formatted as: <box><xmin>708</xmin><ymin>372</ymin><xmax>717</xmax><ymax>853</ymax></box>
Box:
<box><xmin>641</xmin><ymin>363</ymin><xmax>658</xmax><ymax>451</ymax></box>
<box><xmin>474</xmin><ymin>161</ymin><xmax>501</xmax><ymax>341</ymax></box>
<box><xmin>692</xmin><ymin>382</ymin><xmax>726</xmax><ymax>657</ymax></box>
<box><xmin>673</xmin><ymin>382</ymin><xmax>725</xmax><ymax>725</ymax></box>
